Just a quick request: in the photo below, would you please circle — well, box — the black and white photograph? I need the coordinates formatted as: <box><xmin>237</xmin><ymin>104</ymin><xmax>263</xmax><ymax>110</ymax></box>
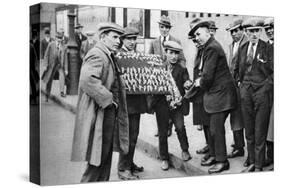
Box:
<box><xmin>27</xmin><ymin>0</ymin><xmax>276</xmax><ymax>187</ymax></box>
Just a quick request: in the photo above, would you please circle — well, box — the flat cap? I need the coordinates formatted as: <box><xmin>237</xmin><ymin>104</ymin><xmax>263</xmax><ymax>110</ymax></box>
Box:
<box><xmin>242</xmin><ymin>17</ymin><xmax>264</xmax><ymax>29</ymax></box>
<box><xmin>226</xmin><ymin>18</ymin><xmax>243</xmax><ymax>31</ymax></box>
<box><xmin>163</xmin><ymin>40</ymin><xmax>183</xmax><ymax>52</ymax></box>
<box><xmin>97</xmin><ymin>22</ymin><xmax>125</xmax><ymax>35</ymax></box>
<box><xmin>121</xmin><ymin>26</ymin><xmax>139</xmax><ymax>38</ymax></box>
<box><xmin>158</xmin><ymin>15</ymin><xmax>172</xmax><ymax>27</ymax></box>
<box><xmin>209</xmin><ymin>20</ymin><xmax>218</xmax><ymax>30</ymax></box>
<box><xmin>263</xmin><ymin>17</ymin><xmax>274</xmax><ymax>28</ymax></box>
<box><xmin>75</xmin><ymin>24</ymin><xmax>83</xmax><ymax>29</ymax></box>
<box><xmin>85</xmin><ymin>31</ymin><xmax>95</xmax><ymax>36</ymax></box>
<box><xmin>188</xmin><ymin>21</ymin><xmax>210</xmax><ymax>37</ymax></box>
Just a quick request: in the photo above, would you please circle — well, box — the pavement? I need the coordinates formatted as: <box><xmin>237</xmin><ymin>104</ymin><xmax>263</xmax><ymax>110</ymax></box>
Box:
<box><xmin>40</xmin><ymin>80</ymin><xmax>273</xmax><ymax>180</ymax></box>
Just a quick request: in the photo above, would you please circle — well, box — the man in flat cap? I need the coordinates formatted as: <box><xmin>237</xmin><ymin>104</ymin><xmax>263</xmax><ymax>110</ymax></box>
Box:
<box><xmin>234</xmin><ymin>17</ymin><xmax>273</xmax><ymax>172</ymax></box>
<box><xmin>188</xmin><ymin>18</ymin><xmax>211</xmax><ymax>160</ymax></box>
<box><xmin>80</xmin><ymin>31</ymin><xmax>97</xmax><ymax>59</ymax></box>
<box><xmin>59</xmin><ymin>28</ymin><xmax>69</xmax><ymax>45</ymax></box>
<box><xmin>209</xmin><ymin>20</ymin><xmax>218</xmax><ymax>37</ymax></box>
<box><xmin>263</xmin><ymin>17</ymin><xmax>274</xmax><ymax>168</ymax></box>
<box><xmin>117</xmin><ymin>26</ymin><xmax>147</xmax><ymax>180</ymax></box>
<box><xmin>225</xmin><ymin>18</ymin><xmax>247</xmax><ymax>159</ymax></box>
<box><xmin>148</xmin><ymin>15</ymin><xmax>186</xmax><ymax>137</ymax></box>
<box><xmin>71</xmin><ymin>22</ymin><xmax>129</xmax><ymax>182</ymax></box>
<box><xmin>189</xmin><ymin>20</ymin><xmax>237</xmax><ymax>174</ymax></box>
<box><xmin>40</xmin><ymin>28</ymin><xmax>54</xmax><ymax>60</ymax></box>
<box><xmin>42</xmin><ymin>32</ymin><xmax>68</xmax><ymax>100</ymax></box>
<box><xmin>163</xmin><ymin>40</ymin><xmax>192</xmax><ymax>167</ymax></box>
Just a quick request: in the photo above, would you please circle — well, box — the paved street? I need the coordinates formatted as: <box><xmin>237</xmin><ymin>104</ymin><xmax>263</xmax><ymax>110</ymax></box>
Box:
<box><xmin>40</xmin><ymin>99</ymin><xmax>186</xmax><ymax>186</ymax></box>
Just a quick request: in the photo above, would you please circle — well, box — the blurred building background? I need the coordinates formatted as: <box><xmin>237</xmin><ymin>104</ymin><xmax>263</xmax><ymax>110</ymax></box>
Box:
<box><xmin>30</xmin><ymin>2</ymin><xmax>269</xmax><ymax>78</ymax></box>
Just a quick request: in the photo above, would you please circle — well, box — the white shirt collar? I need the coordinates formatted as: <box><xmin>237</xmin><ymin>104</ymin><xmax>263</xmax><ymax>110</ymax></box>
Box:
<box><xmin>247</xmin><ymin>41</ymin><xmax>259</xmax><ymax>57</ymax></box>
<box><xmin>161</xmin><ymin>35</ymin><xmax>170</xmax><ymax>42</ymax></box>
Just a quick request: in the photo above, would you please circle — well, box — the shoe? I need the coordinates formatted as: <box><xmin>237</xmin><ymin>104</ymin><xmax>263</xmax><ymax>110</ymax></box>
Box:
<box><xmin>255</xmin><ymin>168</ymin><xmax>263</xmax><ymax>172</ymax></box>
<box><xmin>208</xmin><ymin>160</ymin><xmax>229</xmax><ymax>174</ymax></box>
<box><xmin>161</xmin><ymin>160</ymin><xmax>169</xmax><ymax>171</ymax></box>
<box><xmin>182</xmin><ymin>151</ymin><xmax>192</xmax><ymax>161</ymax></box>
<box><xmin>201</xmin><ymin>153</ymin><xmax>211</xmax><ymax>163</ymax></box>
<box><xmin>241</xmin><ymin>164</ymin><xmax>255</xmax><ymax>173</ymax></box>
<box><xmin>154</xmin><ymin>131</ymin><xmax>159</xmax><ymax>137</ymax></box>
<box><xmin>227</xmin><ymin>149</ymin><xmax>244</xmax><ymax>158</ymax></box>
<box><xmin>201</xmin><ymin>156</ymin><xmax>216</xmax><ymax>166</ymax></box>
<box><xmin>196</xmin><ymin>145</ymin><xmax>209</xmax><ymax>154</ymax></box>
<box><xmin>243</xmin><ymin>158</ymin><xmax>250</xmax><ymax>167</ymax></box>
<box><xmin>60</xmin><ymin>92</ymin><xmax>66</xmax><ymax>97</ymax></box>
<box><xmin>131</xmin><ymin>163</ymin><xmax>144</xmax><ymax>173</ymax></box>
<box><xmin>118</xmin><ymin>170</ymin><xmax>139</xmax><ymax>180</ymax></box>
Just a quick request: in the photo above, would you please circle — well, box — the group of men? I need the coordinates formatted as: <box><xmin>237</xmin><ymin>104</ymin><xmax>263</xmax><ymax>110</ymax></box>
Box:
<box><xmin>69</xmin><ymin>14</ymin><xmax>274</xmax><ymax>182</ymax></box>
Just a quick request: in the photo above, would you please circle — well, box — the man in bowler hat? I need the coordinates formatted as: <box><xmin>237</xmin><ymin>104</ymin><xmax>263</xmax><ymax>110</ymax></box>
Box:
<box><xmin>189</xmin><ymin>20</ymin><xmax>237</xmax><ymax>174</ymax></box>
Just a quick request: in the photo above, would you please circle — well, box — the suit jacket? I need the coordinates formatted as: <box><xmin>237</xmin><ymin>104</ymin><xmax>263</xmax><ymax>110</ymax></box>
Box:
<box><xmin>148</xmin><ymin>35</ymin><xmax>186</xmax><ymax>67</ymax></box>
<box><xmin>71</xmin><ymin>41</ymin><xmax>129</xmax><ymax>166</ymax></box>
<box><xmin>80</xmin><ymin>40</ymin><xmax>97</xmax><ymax>60</ymax></box>
<box><xmin>170</xmin><ymin>63</ymin><xmax>190</xmax><ymax>115</ymax></box>
<box><xmin>75</xmin><ymin>32</ymin><xmax>87</xmax><ymax>50</ymax></box>
<box><xmin>40</xmin><ymin>37</ymin><xmax>54</xmax><ymax>59</ymax></box>
<box><xmin>118</xmin><ymin>46</ymin><xmax>148</xmax><ymax>114</ymax></box>
<box><xmin>42</xmin><ymin>41</ymin><xmax>68</xmax><ymax>83</ymax></box>
<box><xmin>200</xmin><ymin>37</ymin><xmax>237</xmax><ymax>113</ymax></box>
<box><xmin>234</xmin><ymin>39</ymin><xmax>273</xmax><ymax>92</ymax></box>
<box><xmin>228</xmin><ymin>34</ymin><xmax>248</xmax><ymax>76</ymax></box>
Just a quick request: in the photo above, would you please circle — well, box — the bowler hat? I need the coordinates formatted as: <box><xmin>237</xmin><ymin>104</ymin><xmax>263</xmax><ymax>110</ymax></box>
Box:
<box><xmin>188</xmin><ymin>21</ymin><xmax>211</xmax><ymax>37</ymax></box>
<box><xmin>263</xmin><ymin>17</ymin><xmax>274</xmax><ymax>28</ymax></box>
<box><xmin>121</xmin><ymin>26</ymin><xmax>139</xmax><ymax>38</ymax></box>
<box><xmin>158</xmin><ymin>15</ymin><xmax>172</xmax><ymax>27</ymax></box>
<box><xmin>209</xmin><ymin>20</ymin><xmax>218</xmax><ymax>30</ymax></box>
<box><xmin>163</xmin><ymin>41</ymin><xmax>182</xmax><ymax>52</ymax></box>
<box><xmin>75</xmin><ymin>24</ymin><xmax>84</xmax><ymax>29</ymax></box>
<box><xmin>97</xmin><ymin>22</ymin><xmax>125</xmax><ymax>35</ymax></box>
<box><xmin>242</xmin><ymin>17</ymin><xmax>264</xmax><ymax>30</ymax></box>
<box><xmin>226</xmin><ymin>18</ymin><xmax>243</xmax><ymax>31</ymax></box>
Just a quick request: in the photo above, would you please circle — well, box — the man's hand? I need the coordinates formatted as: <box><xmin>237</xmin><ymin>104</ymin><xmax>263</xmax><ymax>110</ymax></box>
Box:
<box><xmin>183</xmin><ymin>80</ymin><xmax>193</xmax><ymax>89</ymax></box>
<box><xmin>194</xmin><ymin>78</ymin><xmax>201</xmax><ymax>87</ymax></box>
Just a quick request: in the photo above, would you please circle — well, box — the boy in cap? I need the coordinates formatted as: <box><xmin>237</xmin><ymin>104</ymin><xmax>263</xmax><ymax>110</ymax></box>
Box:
<box><xmin>71</xmin><ymin>22</ymin><xmax>130</xmax><ymax>182</ymax></box>
<box><xmin>164</xmin><ymin>40</ymin><xmax>192</xmax><ymax>166</ymax></box>
<box><xmin>234</xmin><ymin>17</ymin><xmax>273</xmax><ymax>172</ymax></box>
<box><xmin>80</xmin><ymin>31</ymin><xmax>97</xmax><ymax>59</ymax></box>
<box><xmin>148</xmin><ymin>15</ymin><xmax>186</xmax><ymax>137</ymax></box>
<box><xmin>225</xmin><ymin>18</ymin><xmax>247</xmax><ymax>159</ymax></box>
<box><xmin>117</xmin><ymin>26</ymin><xmax>146</xmax><ymax>180</ymax></box>
<box><xmin>42</xmin><ymin>32</ymin><xmax>68</xmax><ymax>100</ymax></box>
<box><xmin>263</xmin><ymin>17</ymin><xmax>274</xmax><ymax>168</ymax></box>
<box><xmin>188</xmin><ymin>20</ymin><xmax>237</xmax><ymax>174</ymax></box>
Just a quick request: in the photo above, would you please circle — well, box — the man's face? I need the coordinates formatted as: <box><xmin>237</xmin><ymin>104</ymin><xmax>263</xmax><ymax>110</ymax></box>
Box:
<box><xmin>76</xmin><ymin>27</ymin><xmax>82</xmax><ymax>33</ymax></box>
<box><xmin>159</xmin><ymin>24</ymin><xmax>171</xmax><ymax>37</ymax></box>
<box><xmin>194</xmin><ymin>27</ymin><xmax>211</xmax><ymax>46</ymax></box>
<box><xmin>230</xmin><ymin>27</ymin><xmax>244</xmax><ymax>42</ymax></box>
<box><xmin>191</xmin><ymin>37</ymin><xmax>201</xmax><ymax>48</ymax></box>
<box><xmin>166</xmin><ymin>49</ymin><xmax>179</xmax><ymax>64</ymax></box>
<box><xmin>246</xmin><ymin>28</ymin><xmax>262</xmax><ymax>44</ymax></box>
<box><xmin>209</xmin><ymin>28</ymin><xmax>216</xmax><ymax>36</ymax></box>
<box><xmin>101</xmin><ymin>31</ymin><xmax>121</xmax><ymax>52</ymax></box>
<box><xmin>265</xmin><ymin>26</ymin><xmax>274</xmax><ymax>41</ymax></box>
<box><xmin>123</xmin><ymin>36</ymin><xmax>137</xmax><ymax>51</ymax></box>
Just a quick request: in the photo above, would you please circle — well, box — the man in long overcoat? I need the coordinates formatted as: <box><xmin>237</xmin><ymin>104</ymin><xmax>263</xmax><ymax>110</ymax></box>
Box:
<box><xmin>189</xmin><ymin>21</ymin><xmax>237</xmax><ymax>174</ymax></box>
<box><xmin>71</xmin><ymin>23</ymin><xmax>129</xmax><ymax>182</ymax></box>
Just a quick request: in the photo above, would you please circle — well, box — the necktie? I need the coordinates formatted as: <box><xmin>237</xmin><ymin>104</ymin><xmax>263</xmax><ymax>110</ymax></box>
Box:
<box><xmin>247</xmin><ymin>43</ymin><xmax>255</xmax><ymax>71</ymax></box>
<box><xmin>162</xmin><ymin>36</ymin><xmax>166</xmax><ymax>46</ymax></box>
